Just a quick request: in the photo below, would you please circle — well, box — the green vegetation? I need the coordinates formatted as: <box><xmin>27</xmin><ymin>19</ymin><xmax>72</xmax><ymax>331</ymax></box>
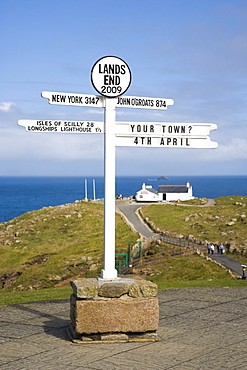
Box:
<box><xmin>0</xmin><ymin>196</ymin><xmax>246</xmax><ymax>306</ymax></box>
<box><xmin>0</xmin><ymin>252</ymin><xmax>245</xmax><ymax>306</ymax></box>
<box><xmin>225</xmin><ymin>253</ymin><xmax>247</xmax><ymax>266</ymax></box>
<box><xmin>142</xmin><ymin>254</ymin><xmax>240</xmax><ymax>290</ymax></box>
<box><xmin>180</xmin><ymin>198</ymin><xmax>208</xmax><ymax>205</ymax></box>
<box><xmin>141</xmin><ymin>196</ymin><xmax>247</xmax><ymax>252</ymax></box>
<box><xmin>0</xmin><ymin>201</ymin><xmax>139</xmax><ymax>294</ymax></box>
<box><xmin>0</xmin><ymin>286</ymin><xmax>72</xmax><ymax>306</ymax></box>
<box><xmin>148</xmin><ymin>277</ymin><xmax>247</xmax><ymax>290</ymax></box>
<box><xmin>131</xmin><ymin>239</ymin><xmax>245</xmax><ymax>290</ymax></box>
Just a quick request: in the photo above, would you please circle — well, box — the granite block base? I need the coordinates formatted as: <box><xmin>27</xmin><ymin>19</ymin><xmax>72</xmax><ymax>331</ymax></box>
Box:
<box><xmin>69</xmin><ymin>276</ymin><xmax>159</xmax><ymax>343</ymax></box>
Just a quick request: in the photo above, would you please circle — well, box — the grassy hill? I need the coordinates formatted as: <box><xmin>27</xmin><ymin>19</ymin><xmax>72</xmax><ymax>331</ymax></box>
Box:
<box><xmin>0</xmin><ymin>196</ymin><xmax>246</xmax><ymax>305</ymax></box>
<box><xmin>0</xmin><ymin>201</ymin><xmax>139</xmax><ymax>292</ymax></box>
<box><xmin>140</xmin><ymin>196</ymin><xmax>247</xmax><ymax>254</ymax></box>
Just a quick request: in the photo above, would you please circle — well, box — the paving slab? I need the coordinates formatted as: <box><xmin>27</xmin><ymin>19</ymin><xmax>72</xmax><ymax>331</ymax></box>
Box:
<box><xmin>0</xmin><ymin>287</ymin><xmax>246</xmax><ymax>369</ymax></box>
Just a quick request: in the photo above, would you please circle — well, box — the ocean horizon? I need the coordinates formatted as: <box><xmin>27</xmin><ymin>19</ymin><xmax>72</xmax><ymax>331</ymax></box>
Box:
<box><xmin>1</xmin><ymin>175</ymin><xmax>247</xmax><ymax>223</ymax></box>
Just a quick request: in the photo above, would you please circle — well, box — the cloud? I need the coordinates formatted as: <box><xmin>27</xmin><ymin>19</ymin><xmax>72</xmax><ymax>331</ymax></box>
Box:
<box><xmin>214</xmin><ymin>138</ymin><xmax>247</xmax><ymax>161</ymax></box>
<box><xmin>162</xmin><ymin>137</ymin><xmax>247</xmax><ymax>165</ymax></box>
<box><xmin>0</xmin><ymin>102</ymin><xmax>16</xmax><ymax>112</ymax></box>
<box><xmin>0</xmin><ymin>128</ymin><xmax>104</xmax><ymax>161</ymax></box>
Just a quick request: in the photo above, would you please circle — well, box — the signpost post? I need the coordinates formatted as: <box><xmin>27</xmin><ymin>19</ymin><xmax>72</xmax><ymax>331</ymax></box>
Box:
<box><xmin>90</xmin><ymin>56</ymin><xmax>132</xmax><ymax>279</ymax></box>
<box><xmin>101</xmin><ymin>98</ymin><xmax>118</xmax><ymax>278</ymax></box>
<box><xmin>18</xmin><ymin>55</ymin><xmax>218</xmax><ymax>281</ymax></box>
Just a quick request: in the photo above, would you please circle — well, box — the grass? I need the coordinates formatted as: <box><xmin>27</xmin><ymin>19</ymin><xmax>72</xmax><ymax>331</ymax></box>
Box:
<box><xmin>0</xmin><ymin>201</ymin><xmax>139</xmax><ymax>292</ymax></box>
<box><xmin>180</xmin><ymin>198</ymin><xmax>208</xmax><ymax>205</ymax></box>
<box><xmin>1</xmin><ymin>251</ymin><xmax>246</xmax><ymax>306</ymax></box>
<box><xmin>225</xmin><ymin>253</ymin><xmax>247</xmax><ymax>266</ymax></box>
<box><xmin>0</xmin><ymin>286</ymin><xmax>72</xmax><ymax>306</ymax></box>
<box><xmin>143</xmin><ymin>254</ymin><xmax>245</xmax><ymax>290</ymax></box>
<box><xmin>150</xmin><ymin>279</ymin><xmax>247</xmax><ymax>290</ymax></box>
<box><xmin>1</xmin><ymin>196</ymin><xmax>246</xmax><ymax>306</ymax></box>
<box><xmin>139</xmin><ymin>252</ymin><xmax>232</xmax><ymax>281</ymax></box>
<box><xmin>141</xmin><ymin>196</ymin><xmax>247</xmax><ymax>249</ymax></box>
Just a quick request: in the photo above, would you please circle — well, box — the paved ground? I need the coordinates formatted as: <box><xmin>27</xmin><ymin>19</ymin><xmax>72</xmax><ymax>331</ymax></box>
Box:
<box><xmin>0</xmin><ymin>287</ymin><xmax>247</xmax><ymax>369</ymax></box>
<box><xmin>117</xmin><ymin>203</ymin><xmax>156</xmax><ymax>238</ymax></box>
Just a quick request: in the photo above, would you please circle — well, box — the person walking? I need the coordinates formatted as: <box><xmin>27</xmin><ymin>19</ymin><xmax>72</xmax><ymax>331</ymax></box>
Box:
<box><xmin>207</xmin><ymin>243</ymin><xmax>211</xmax><ymax>255</ymax></box>
<box><xmin>211</xmin><ymin>243</ymin><xmax>215</xmax><ymax>255</ymax></box>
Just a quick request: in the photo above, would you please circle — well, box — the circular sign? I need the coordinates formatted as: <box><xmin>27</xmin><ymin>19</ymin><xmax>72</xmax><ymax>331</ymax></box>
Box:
<box><xmin>91</xmin><ymin>56</ymin><xmax>131</xmax><ymax>98</ymax></box>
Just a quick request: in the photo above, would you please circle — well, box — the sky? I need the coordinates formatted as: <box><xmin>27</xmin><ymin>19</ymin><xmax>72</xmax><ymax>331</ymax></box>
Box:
<box><xmin>1</xmin><ymin>0</ymin><xmax>247</xmax><ymax>177</ymax></box>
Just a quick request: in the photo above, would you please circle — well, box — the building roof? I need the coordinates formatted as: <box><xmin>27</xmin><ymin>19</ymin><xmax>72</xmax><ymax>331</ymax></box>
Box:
<box><xmin>158</xmin><ymin>185</ymin><xmax>189</xmax><ymax>193</ymax></box>
<box><xmin>142</xmin><ymin>187</ymin><xmax>158</xmax><ymax>194</ymax></box>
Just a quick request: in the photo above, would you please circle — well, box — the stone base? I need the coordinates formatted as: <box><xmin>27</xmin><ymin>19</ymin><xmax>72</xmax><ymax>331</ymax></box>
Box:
<box><xmin>67</xmin><ymin>324</ymin><xmax>159</xmax><ymax>344</ymax></box>
<box><xmin>69</xmin><ymin>276</ymin><xmax>159</xmax><ymax>343</ymax></box>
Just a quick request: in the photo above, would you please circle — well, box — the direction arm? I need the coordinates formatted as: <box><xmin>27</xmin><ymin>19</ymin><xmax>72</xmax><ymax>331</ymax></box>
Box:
<box><xmin>115</xmin><ymin>122</ymin><xmax>217</xmax><ymax>136</ymax></box>
<box><xmin>115</xmin><ymin>135</ymin><xmax>218</xmax><ymax>148</ymax></box>
<box><xmin>41</xmin><ymin>91</ymin><xmax>105</xmax><ymax>108</ymax></box>
<box><xmin>18</xmin><ymin>119</ymin><xmax>104</xmax><ymax>133</ymax></box>
<box><xmin>116</xmin><ymin>96</ymin><xmax>174</xmax><ymax>110</ymax></box>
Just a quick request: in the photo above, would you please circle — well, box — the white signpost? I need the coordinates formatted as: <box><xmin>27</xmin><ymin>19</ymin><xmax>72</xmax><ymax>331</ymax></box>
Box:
<box><xmin>18</xmin><ymin>56</ymin><xmax>218</xmax><ymax>280</ymax></box>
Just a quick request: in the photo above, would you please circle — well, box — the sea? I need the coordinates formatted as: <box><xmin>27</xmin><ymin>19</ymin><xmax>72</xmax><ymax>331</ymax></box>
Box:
<box><xmin>1</xmin><ymin>175</ymin><xmax>247</xmax><ymax>223</ymax></box>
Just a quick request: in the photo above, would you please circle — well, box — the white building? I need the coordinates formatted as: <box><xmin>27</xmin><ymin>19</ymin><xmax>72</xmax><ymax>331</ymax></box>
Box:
<box><xmin>135</xmin><ymin>183</ymin><xmax>160</xmax><ymax>202</ymax></box>
<box><xmin>135</xmin><ymin>182</ymin><xmax>194</xmax><ymax>202</ymax></box>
